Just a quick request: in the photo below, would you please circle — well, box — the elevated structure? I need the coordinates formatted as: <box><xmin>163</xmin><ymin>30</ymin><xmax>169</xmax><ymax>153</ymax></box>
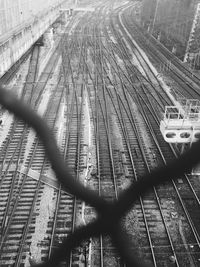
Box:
<box><xmin>160</xmin><ymin>99</ymin><xmax>200</xmax><ymax>143</ymax></box>
<box><xmin>0</xmin><ymin>0</ymin><xmax>72</xmax><ymax>78</ymax></box>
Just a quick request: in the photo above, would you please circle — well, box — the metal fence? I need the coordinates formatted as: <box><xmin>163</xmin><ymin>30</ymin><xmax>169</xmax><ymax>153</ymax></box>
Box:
<box><xmin>0</xmin><ymin>85</ymin><xmax>200</xmax><ymax>267</ymax></box>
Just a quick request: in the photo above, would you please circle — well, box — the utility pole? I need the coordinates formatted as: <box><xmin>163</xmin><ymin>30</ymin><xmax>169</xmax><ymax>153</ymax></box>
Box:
<box><xmin>151</xmin><ymin>0</ymin><xmax>159</xmax><ymax>35</ymax></box>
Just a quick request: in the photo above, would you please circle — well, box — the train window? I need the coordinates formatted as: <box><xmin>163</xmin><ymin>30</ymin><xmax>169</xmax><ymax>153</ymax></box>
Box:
<box><xmin>166</xmin><ymin>132</ymin><xmax>176</xmax><ymax>138</ymax></box>
<box><xmin>170</xmin><ymin>114</ymin><xmax>179</xmax><ymax>119</ymax></box>
<box><xmin>180</xmin><ymin>132</ymin><xmax>190</xmax><ymax>138</ymax></box>
<box><xmin>194</xmin><ymin>132</ymin><xmax>200</xmax><ymax>139</ymax></box>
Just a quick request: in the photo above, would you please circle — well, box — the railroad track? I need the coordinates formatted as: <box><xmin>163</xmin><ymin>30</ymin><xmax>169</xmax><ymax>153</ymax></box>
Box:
<box><xmin>87</xmin><ymin>25</ymin><xmax>121</xmax><ymax>266</ymax></box>
<box><xmin>46</xmin><ymin>23</ymin><xmax>93</xmax><ymax>266</ymax></box>
<box><xmin>1</xmin><ymin>1</ymin><xmax>200</xmax><ymax>266</ymax></box>
<box><xmin>0</xmin><ymin>22</ymin><xmax>70</xmax><ymax>265</ymax></box>
<box><xmin>105</xmin><ymin>6</ymin><xmax>200</xmax><ymax>265</ymax></box>
<box><xmin>120</xmin><ymin>4</ymin><xmax>200</xmax><ymax>100</ymax></box>
<box><xmin>112</xmin><ymin>2</ymin><xmax>200</xmax><ymax>241</ymax></box>
<box><xmin>69</xmin><ymin>4</ymin><xmax>200</xmax><ymax>264</ymax></box>
<box><xmin>0</xmin><ymin>50</ymin><xmax>65</xmax><ymax>266</ymax></box>
<box><xmin>100</xmin><ymin>34</ymin><xmax>180</xmax><ymax>266</ymax></box>
<box><xmin>72</xmin><ymin>4</ymin><xmax>200</xmax><ymax>264</ymax></box>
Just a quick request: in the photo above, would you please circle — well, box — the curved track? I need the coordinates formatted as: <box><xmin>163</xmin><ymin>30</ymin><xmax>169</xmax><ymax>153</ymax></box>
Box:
<box><xmin>1</xmin><ymin>1</ymin><xmax>200</xmax><ymax>266</ymax></box>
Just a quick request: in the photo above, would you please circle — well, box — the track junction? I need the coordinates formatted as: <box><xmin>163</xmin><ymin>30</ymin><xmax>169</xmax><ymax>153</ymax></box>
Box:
<box><xmin>1</xmin><ymin>0</ymin><xmax>200</xmax><ymax>266</ymax></box>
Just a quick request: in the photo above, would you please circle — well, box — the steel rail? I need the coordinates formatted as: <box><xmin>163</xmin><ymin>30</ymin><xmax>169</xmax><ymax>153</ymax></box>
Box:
<box><xmin>116</xmin><ymin>24</ymin><xmax>200</xmax><ymax>256</ymax></box>
<box><xmin>0</xmin><ymin>46</ymin><xmax>40</xmax><ymax>163</ymax></box>
<box><xmin>2</xmin><ymin>2</ymin><xmax>200</xmax><ymax>267</ymax></box>
<box><xmin>49</xmin><ymin>35</ymin><xmax>79</xmax><ymax>258</ymax></box>
<box><xmin>85</xmin><ymin>17</ymin><xmax>120</xmax><ymax>265</ymax></box>
<box><xmin>117</xmin><ymin>87</ymin><xmax>180</xmax><ymax>265</ymax></box>
<box><xmin>83</xmin><ymin>14</ymin><xmax>182</xmax><ymax>266</ymax></box>
<box><xmin>108</xmin><ymin>17</ymin><xmax>170</xmax><ymax>109</ymax></box>
<box><xmin>2</xmin><ymin>52</ymin><xmax>200</xmax><ymax>267</ymax></box>
<box><xmin>0</xmin><ymin>45</ymin><xmax>41</xmax><ymax>239</ymax></box>
<box><xmin>47</xmin><ymin>86</ymin><xmax>76</xmax><ymax>261</ymax></box>
<box><xmin>94</xmin><ymin>14</ymin><xmax>171</xmax><ymax>112</ymax></box>
<box><xmin>0</xmin><ymin>46</ymin><xmax>33</xmax><ymax>86</ymax></box>
<box><xmin>106</xmin><ymin>10</ymin><xmax>200</xmax><ymax>234</ymax></box>
<box><xmin>90</xmin><ymin>13</ymin><xmax>157</xmax><ymax>264</ymax></box>
<box><xmin>106</xmin><ymin>86</ymin><xmax>158</xmax><ymax>266</ymax></box>
<box><xmin>121</xmin><ymin>29</ymin><xmax>200</xmax><ymax>220</ymax></box>
<box><xmin>14</xmin><ymin>75</ymin><xmax>67</xmax><ymax>266</ymax></box>
<box><xmin>97</xmin><ymin>26</ymin><xmax>117</xmax><ymax>265</ymax></box>
<box><xmin>120</xmin><ymin>5</ymin><xmax>200</xmax><ymax>100</ymax></box>
<box><xmin>98</xmin><ymin>33</ymin><xmax>118</xmax><ymax>200</ymax></box>
<box><xmin>115</xmin><ymin>13</ymin><xmax>162</xmax><ymax>89</ymax></box>
<box><xmin>0</xmin><ymin>70</ymin><xmax>66</xmax><ymax>264</ymax></box>
<box><xmin>128</xmin><ymin>7</ymin><xmax>200</xmax><ymax>86</ymax></box>
<box><xmin>62</xmin><ymin>27</ymin><xmax>90</xmax><ymax>265</ymax></box>
<box><xmin>134</xmin><ymin>92</ymin><xmax>200</xmax><ymax>263</ymax></box>
<box><xmin>102</xmin><ymin>9</ymin><xmax>200</xmax><ymax>264</ymax></box>
<box><xmin>107</xmin><ymin>7</ymin><xmax>200</xmax><ymax>219</ymax></box>
<box><xmin>135</xmin><ymin>87</ymin><xmax>200</xmax><ymax>240</ymax></box>
<box><xmin>93</xmin><ymin>24</ymin><xmax>104</xmax><ymax>267</ymax></box>
<box><xmin>121</xmin><ymin>44</ymin><xmax>200</xmax><ymax>254</ymax></box>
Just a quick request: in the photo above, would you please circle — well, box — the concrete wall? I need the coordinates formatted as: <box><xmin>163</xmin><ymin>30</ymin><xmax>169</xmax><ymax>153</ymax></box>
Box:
<box><xmin>0</xmin><ymin>0</ymin><xmax>69</xmax><ymax>36</ymax></box>
<box><xmin>0</xmin><ymin>0</ymin><xmax>72</xmax><ymax>78</ymax></box>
